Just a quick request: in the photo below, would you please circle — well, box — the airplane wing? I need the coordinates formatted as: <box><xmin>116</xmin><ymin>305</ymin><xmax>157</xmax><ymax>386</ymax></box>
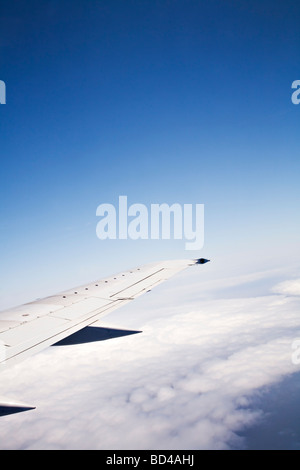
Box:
<box><xmin>0</xmin><ymin>257</ymin><xmax>209</xmax><ymax>414</ymax></box>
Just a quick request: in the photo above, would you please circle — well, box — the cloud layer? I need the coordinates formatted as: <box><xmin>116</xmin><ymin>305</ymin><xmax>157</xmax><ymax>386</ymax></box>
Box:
<box><xmin>0</xmin><ymin>264</ymin><xmax>300</xmax><ymax>449</ymax></box>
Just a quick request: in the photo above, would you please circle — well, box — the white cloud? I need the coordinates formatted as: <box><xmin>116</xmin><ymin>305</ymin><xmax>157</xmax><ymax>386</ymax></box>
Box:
<box><xmin>0</xmin><ymin>266</ymin><xmax>300</xmax><ymax>449</ymax></box>
<box><xmin>272</xmin><ymin>279</ymin><xmax>300</xmax><ymax>296</ymax></box>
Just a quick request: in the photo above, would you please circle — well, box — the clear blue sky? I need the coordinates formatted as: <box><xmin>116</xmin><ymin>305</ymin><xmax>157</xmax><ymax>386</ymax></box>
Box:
<box><xmin>0</xmin><ymin>0</ymin><xmax>299</xmax><ymax>308</ymax></box>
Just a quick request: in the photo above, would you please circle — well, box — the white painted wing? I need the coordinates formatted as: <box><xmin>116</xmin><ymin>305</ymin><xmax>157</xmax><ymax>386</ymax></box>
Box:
<box><xmin>0</xmin><ymin>258</ymin><xmax>208</xmax><ymax>372</ymax></box>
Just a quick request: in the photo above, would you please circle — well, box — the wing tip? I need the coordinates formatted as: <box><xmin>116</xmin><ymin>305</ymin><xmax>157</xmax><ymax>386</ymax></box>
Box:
<box><xmin>0</xmin><ymin>398</ymin><xmax>36</xmax><ymax>417</ymax></box>
<box><xmin>194</xmin><ymin>258</ymin><xmax>210</xmax><ymax>265</ymax></box>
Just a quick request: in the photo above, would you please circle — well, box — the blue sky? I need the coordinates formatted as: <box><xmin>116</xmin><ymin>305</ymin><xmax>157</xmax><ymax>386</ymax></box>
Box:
<box><xmin>0</xmin><ymin>0</ymin><xmax>299</xmax><ymax>308</ymax></box>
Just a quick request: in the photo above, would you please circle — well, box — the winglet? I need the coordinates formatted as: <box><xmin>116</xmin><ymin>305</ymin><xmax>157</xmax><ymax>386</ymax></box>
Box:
<box><xmin>195</xmin><ymin>258</ymin><xmax>210</xmax><ymax>264</ymax></box>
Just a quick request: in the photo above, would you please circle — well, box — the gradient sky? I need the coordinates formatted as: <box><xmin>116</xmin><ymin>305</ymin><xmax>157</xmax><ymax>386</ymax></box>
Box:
<box><xmin>0</xmin><ymin>0</ymin><xmax>299</xmax><ymax>309</ymax></box>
